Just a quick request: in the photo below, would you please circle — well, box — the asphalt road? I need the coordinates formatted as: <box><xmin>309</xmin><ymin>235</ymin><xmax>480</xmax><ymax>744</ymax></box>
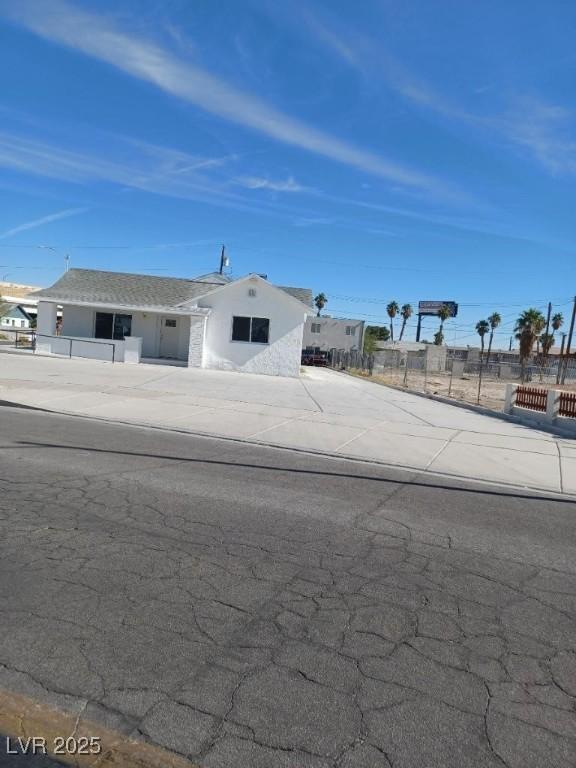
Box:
<box><xmin>0</xmin><ymin>404</ymin><xmax>575</xmax><ymax>768</ymax></box>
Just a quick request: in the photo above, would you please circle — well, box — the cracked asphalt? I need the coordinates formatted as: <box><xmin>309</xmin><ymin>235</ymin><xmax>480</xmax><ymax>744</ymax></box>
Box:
<box><xmin>1</xmin><ymin>404</ymin><xmax>575</xmax><ymax>767</ymax></box>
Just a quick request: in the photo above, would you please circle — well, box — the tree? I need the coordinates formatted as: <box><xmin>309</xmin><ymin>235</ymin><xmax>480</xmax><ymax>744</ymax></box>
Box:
<box><xmin>363</xmin><ymin>331</ymin><xmax>378</xmax><ymax>354</ymax></box>
<box><xmin>363</xmin><ymin>325</ymin><xmax>389</xmax><ymax>353</ymax></box>
<box><xmin>365</xmin><ymin>325</ymin><xmax>390</xmax><ymax>341</ymax></box>
<box><xmin>314</xmin><ymin>293</ymin><xmax>327</xmax><ymax>317</ymax></box>
<box><xmin>552</xmin><ymin>313</ymin><xmax>563</xmax><ymax>333</ymax></box>
<box><xmin>486</xmin><ymin>312</ymin><xmax>501</xmax><ymax>361</ymax></box>
<box><xmin>540</xmin><ymin>333</ymin><xmax>555</xmax><ymax>356</ymax></box>
<box><xmin>514</xmin><ymin>308</ymin><xmax>546</xmax><ymax>382</ymax></box>
<box><xmin>386</xmin><ymin>301</ymin><xmax>399</xmax><ymax>343</ymax></box>
<box><xmin>434</xmin><ymin>304</ymin><xmax>451</xmax><ymax>346</ymax></box>
<box><xmin>476</xmin><ymin>319</ymin><xmax>490</xmax><ymax>358</ymax></box>
<box><xmin>399</xmin><ymin>303</ymin><xmax>412</xmax><ymax>341</ymax></box>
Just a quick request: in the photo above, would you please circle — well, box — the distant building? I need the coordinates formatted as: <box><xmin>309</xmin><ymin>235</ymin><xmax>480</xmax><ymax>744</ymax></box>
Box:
<box><xmin>302</xmin><ymin>316</ymin><xmax>364</xmax><ymax>353</ymax></box>
<box><xmin>0</xmin><ymin>281</ymin><xmax>42</xmax><ymax>318</ymax></box>
<box><xmin>0</xmin><ymin>304</ymin><xmax>33</xmax><ymax>329</ymax></box>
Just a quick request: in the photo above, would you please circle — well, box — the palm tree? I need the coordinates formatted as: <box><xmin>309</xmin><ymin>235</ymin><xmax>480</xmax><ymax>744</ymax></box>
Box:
<box><xmin>486</xmin><ymin>312</ymin><xmax>501</xmax><ymax>362</ymax></box>
<box><xmin>476</xmin><ymin>320</ymin><xmax>490</xmax><ymax>358</ymax></box>
<box><xmin>434</xmin><ymin>304</ymin><xmax>451</xmax><ymax>346</ymax></box>
<box><xmin>399</xmin><ymin>303</ymin><xmax>412</xmax><ymax>341</ymax></box>
<box><xmin>314</xmin><ymin>293</ymin><xmax>327</xmax><ymax>317</ymax></box>
<box><xmin>386</xmin><ymin>301</ymin><xmax>399</xmax><ymax>343</ymax></box>
<box><xmin>552</xmin><ymin>313</ymin><xmax>563</xmax><ymax>333</ymax></box>
<box><xmin>515</xmin><ymin>308</ymin><xmax>546</xmax><ymax>382</ymax></box>
<box><xmin>540</xmin><ymin>333</ymin><xmax>555</xmax><ymax>356</ymax></box>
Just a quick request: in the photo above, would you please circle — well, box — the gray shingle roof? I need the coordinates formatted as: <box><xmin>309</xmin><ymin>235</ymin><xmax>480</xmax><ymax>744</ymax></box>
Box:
<box><xmin>278</xmin><ymin>286</ymin><xmax>314</xmax><ymax>308</ymax></box>
<box><xmin>33</xmin><ymin>269</ymin><xmax>229</xmax><ymax>309</ymax></box>
<box><xmin>1</xmin><ymin>303</ymin><xmax>32</xmax><ymax>320</ymax></box>
<box><xmin>34</xmin><ymin>268</ymin><xmax>312</xmax><ymax>310</ymax></box>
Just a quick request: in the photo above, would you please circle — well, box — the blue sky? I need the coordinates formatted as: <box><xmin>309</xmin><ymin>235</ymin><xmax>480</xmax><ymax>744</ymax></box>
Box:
<box><xmin>0</xmin><ymin>0</ymin><xmax>575</xmax><ymax>345</ymax></box>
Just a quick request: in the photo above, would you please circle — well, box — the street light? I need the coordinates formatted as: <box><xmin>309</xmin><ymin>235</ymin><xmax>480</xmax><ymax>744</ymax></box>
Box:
<box><xmin>38</xmin><ymin>245</ymin><xmax>70</xmax><ymax>272</ymax></box>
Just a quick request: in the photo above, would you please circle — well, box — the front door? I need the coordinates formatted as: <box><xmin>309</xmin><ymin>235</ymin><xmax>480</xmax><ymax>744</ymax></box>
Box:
<box><xmin>159</xmin><ymin>317</ymin><xmax>179</xmax><ymax>358</ymax></box>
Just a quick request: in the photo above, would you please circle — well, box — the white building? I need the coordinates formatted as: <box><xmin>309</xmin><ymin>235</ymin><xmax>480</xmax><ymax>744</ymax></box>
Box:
<box><xmin>0</xmin><ymin>304</ymin><xmax>33</xmax><ymax>329</ymax></box>
<box><xmin>302</xmin><ymin>316</ymin><xmax>364</xmax><ymax>353</ymax></box>
<box><xmin>34</xmin><ymin>268</ymin><xmax>313</xmax><ymax>377</ymax></box>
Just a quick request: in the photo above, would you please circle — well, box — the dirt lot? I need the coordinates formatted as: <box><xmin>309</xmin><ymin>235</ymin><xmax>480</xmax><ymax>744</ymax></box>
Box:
<box><xmin>350</xmin><ymin>368</ymin><xmax>576</xmax><ymax>413</ymax></box>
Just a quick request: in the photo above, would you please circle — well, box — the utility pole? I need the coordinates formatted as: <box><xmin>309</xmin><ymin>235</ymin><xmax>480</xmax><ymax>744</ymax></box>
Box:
<box><xmin>556</xmin><ymin>333</ymin><xmax>567</xmax><ymax>385</ymax></box>
<box><xmin>219</xmin><ymin>245</ymin><xmax>226</xmax><ymax>275</ymax></box>
<box><xmin>545</xmin><ymin>301</ymin><xmax>552</xmax><ymax>336</ymax></box>
<box><xmin>416</xmin><ymin>314</ymin><xmax>422</xmax><ymax>342</ymax></box>
<box><xmin>561</xmin><ymin>296</ymin><xmax>576</xmax><ymax>385</ymax></box>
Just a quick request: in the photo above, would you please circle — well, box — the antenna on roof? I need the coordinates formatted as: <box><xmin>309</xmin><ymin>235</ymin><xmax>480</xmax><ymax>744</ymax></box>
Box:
<box><xmin>219</xmin><ymin>245</ymin><xmax>230</xmax><ymax>275</ymax></box>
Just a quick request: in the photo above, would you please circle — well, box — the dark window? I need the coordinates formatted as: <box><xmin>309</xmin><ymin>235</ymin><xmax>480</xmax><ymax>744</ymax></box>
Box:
<box><xmin>165</xmin><ymin>318</ymin><xmax>177</xmax><ymax>328</ymax></box>
<box><xmin>95</xmin><ymin>312</ymin><xmax>132</xmax><ymax>340</ymax></box>
<box><xmin>232</xmin><ymin>316</ymin><xmax>270</xmax><ymax>344</ymax></box>
<box><xmin>251</xmin><ymin>317</ymin><xmax>269</xmax><ymax>343</ymax></box>
<box><xmin>95</xmin><ymin>312</ymin><xmax>113</xmax><ymax>339</ymax></box>
<box><xmin>113</xmin><ymin>314</ymin><xmax>132</xmax><ymax>340</ymax></box>
<box><xmin>232</xmin><ymin>316</ymin><xmax>251</xmax><ymax>342</ymax></box>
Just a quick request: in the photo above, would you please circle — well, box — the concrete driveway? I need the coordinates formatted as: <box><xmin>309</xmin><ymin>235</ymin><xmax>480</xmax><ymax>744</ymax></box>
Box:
<box><xmin>0</xmin><ymin>351</ymin><xmax>574</xmax><ymax>495</ymax></box>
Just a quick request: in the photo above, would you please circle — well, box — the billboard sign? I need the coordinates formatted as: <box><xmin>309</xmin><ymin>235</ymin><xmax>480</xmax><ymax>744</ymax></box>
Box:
<box><xmin>418</xmin><ymin>301</ymin><xmax>458</xmax><ymax>318</ymax></box>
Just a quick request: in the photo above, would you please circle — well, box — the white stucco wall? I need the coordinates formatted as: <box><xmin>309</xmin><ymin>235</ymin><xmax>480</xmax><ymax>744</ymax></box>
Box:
<box><xmin>198</xmin><ymin>278</ymin><xmax>307</xmax><ymax>377</ymax></box>
<box><xmin>303</xmin><ymin>316</ymin><xmax>364</xmax><ymax>352</ymax></box>
<box><xmin>62</xmin><ymin>305</ymin><xmax>94</xmax><ymax>337</ymax></box>
<box><xmin>133</xmin><ymin>312</ymin><xmax>160</xmax><ymax>358</ymax></box>
<box><xmin>188</xmin><ymin>316</ymin><xmax>206</xmax><ymax>367</ymax></box>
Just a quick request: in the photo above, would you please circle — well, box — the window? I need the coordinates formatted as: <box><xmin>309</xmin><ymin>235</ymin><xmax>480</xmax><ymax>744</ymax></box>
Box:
<box><xmin>311</xmin><ymin>323</ymin><xmax>321</xmax><ymax>334</ymax></box>
<box><xmin>114</xmin><ymin>314</ymin><xmax>132</xmax><ymax>339</ymax></box>
<box><xmin>345</xmin><ymin>326</ymin><xmax>356</xmax><ymax>336</ymax></box>
<box><xmin>165</xmin><ymin>318</ymin><xmax>177</xmax><ymax>327</ymax></box>
<box><xmin>232</xmin><ymin>316</ymin><xmax>270</xmax><ymax>344</ymax></box>
<box><xmin>95</xmin><ymin>312</ymin><xmax>132</xmax><ymax>340</ymax></box>
<box><xmin>232</xmin><ymin>316</ymin><xmax>251</xmax><ymax>342</ymax></box>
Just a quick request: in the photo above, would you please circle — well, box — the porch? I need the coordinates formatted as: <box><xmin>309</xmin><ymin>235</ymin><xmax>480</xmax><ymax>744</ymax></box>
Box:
<box><xmin>36</xmin><ymin>301</ymin><xmax>207</xmax><ymax>367</ymax></box>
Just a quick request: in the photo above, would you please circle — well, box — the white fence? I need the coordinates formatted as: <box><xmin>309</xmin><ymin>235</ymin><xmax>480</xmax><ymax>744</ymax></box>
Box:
<box><xmin>35</xmin><ymin>334</ymin><xmax>142</xmax><ymax>364</ymax></box>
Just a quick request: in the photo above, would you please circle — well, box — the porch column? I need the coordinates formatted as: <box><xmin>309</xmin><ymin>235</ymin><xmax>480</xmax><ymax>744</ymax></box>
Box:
<box><xmin>188</xmin><ymin>316</ymin><xmax>206</xmax><ymax>368</ymax></box>
<box><xmin>36</xmin><ymin>301</ymin><xmax>58</xmax><ymax>353</ymax></box>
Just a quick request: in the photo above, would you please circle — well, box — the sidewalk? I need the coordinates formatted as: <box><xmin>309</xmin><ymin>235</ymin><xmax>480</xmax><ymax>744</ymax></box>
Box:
<box><xmin>1</xmin><ymin>351</ymin><xmax>574</xmax><ymax>495</ymax></box>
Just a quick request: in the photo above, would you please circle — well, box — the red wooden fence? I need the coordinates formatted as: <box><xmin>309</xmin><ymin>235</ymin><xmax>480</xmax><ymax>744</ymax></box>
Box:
<box><xmin>515</xmin><ymin>386</ymin><xmax>547</xmax><ymax>412</ymax></box>
<box><xmin>558</xmin><ymin>391</ymin><xmax>576</xmax><ymax>419</ymax></box>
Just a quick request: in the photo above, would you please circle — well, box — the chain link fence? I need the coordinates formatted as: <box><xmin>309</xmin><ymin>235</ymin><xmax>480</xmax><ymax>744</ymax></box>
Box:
<box><xmin>328</xmin><ymin>346</ymin><xmax>576</xmax><ymax>410</ymax></box>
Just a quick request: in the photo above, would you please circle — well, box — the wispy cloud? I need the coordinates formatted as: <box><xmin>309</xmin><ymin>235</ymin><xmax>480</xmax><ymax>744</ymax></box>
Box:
<box><xmin>0</xmin><ymin>130</ymin><xmax>245</xmax><ymax>204</ymax></box>
<box><xmin>234</xmin><ymin>175</ymin><xmax>305</xmax><ymax>192</ymax></box>
<box><xmin>0</xmin><ymin>206</ymin><xmax>88</xmax><ymax>240</ymax></box>
<box><xmin>496</xmin><ymin>98</ymin><xmax>576</xmax><ymax>175</ymax></box>
<box><xmin>296</xmin><ymin>12</ymin><xmax>576</xmax><ymax>177</ymax></box>
<box><xmin>0</xmin><ymin>0</ymin><xmax>446</xmax><ymax>194</ymax></box>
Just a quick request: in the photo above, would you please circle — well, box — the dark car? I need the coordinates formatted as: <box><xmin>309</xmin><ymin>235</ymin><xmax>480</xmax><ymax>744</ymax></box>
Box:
<box><xmin>301</xmin><ymin>350</ymin><xmax>329</xmax><ymax>367</ymax></box>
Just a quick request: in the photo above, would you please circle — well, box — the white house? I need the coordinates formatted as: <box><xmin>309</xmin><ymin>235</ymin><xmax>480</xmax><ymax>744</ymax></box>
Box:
<box><xmin>33</xmin><ymin>268</ymin><xmax>313</xmax><ymax>377</ymax></box>
<box><xmin>0</xmin><ymin>304</ymin><xmax>33</xmax><ymax>329</ymax></box>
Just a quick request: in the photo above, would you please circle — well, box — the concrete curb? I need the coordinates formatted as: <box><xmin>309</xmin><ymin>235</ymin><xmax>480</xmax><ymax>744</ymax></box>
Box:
<box><xmin>0</xmin><ymin>688</ymin><xmax>197</xmax><ymax>768</ymax></box>
<box><xmin>2</xmin><ymin>398</ymin><xmax>574</xmax><ymax>501</ymax></box>
<box><xmin>337</xmin><ymin>368</ymin><xmax>576</xmax><ymax>439</ymax></box>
